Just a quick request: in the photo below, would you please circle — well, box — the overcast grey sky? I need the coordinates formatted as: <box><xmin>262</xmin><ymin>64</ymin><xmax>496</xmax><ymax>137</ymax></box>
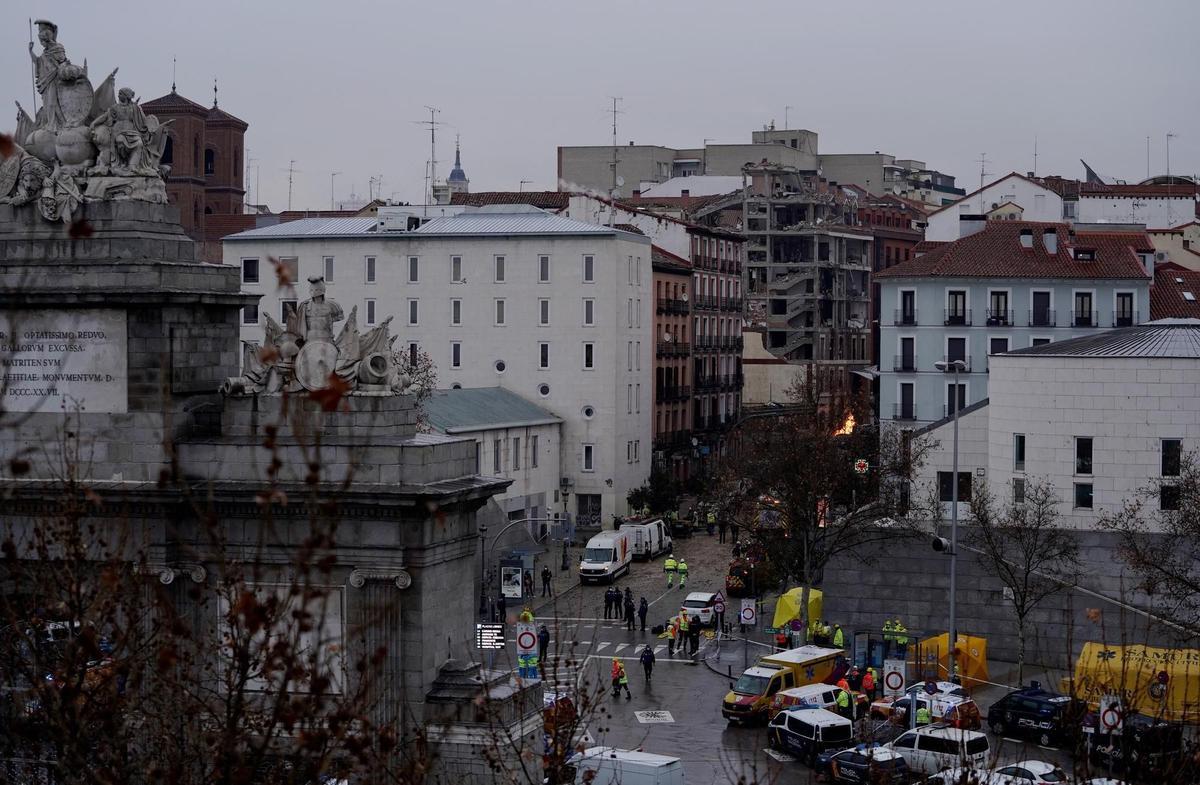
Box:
<box><xmin>5</xmin><ymin>0</ymin><xmax>1198</xmax><ymax>211</ymax></box>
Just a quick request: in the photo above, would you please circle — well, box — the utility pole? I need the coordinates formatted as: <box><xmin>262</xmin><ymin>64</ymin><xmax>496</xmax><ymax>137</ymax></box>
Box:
<box><xmin>1166</xmin><ymin>133</ymin><xmax>1177</xmax><ymax>226</ymax></box>
<box><xmin>608</xmin><ymin>96</ymin><xmax>624</xmax><ymax>206</ymax></box>
<box><xmin>1033</xmin><ymin>136</ymin><xmax>1038</xmax><ymax>178</ymax></box>
<box><xmin>330</xmin><ymin>171</ymin><xmax>341</xmax><ymax>211</ymax></box>
<box><xmin>976</xmin><ymin>153</ymin><xmax>991</xmax><ymax>214</ymax></box>
<box><xmin>784</xmin><ymin>105</ymin><xmax>792</xmax><ymax>129</ymax></box>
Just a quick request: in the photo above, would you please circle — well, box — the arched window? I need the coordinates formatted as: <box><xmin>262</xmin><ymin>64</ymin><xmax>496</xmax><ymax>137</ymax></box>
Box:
<box><xmin>162</xmin><ymin>135</ymin><xmax>174</xmax><ymax>166</ymax></box>
<box><xmin>204</xmin><ymin>148</ymin><xmax>216</xmax><ymax>176</ymax></box>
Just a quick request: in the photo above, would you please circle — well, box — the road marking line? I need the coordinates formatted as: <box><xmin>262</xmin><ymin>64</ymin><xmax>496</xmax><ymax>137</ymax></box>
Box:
<box><xmin>594</xmin><ymin>642</ymin><xmax>609</xmax><ymax>652</ymax></box>
<box><xmin>653</xmin><ymin>645</ymin><xmax>665</xmax><ymax>655</ymax></box>
<box><xmin>614</xmin><ymin>643</ymin><xmax>629</xmax><ymax>653</ymax></box>
<box><xmin>583</xmin><ymin>654</ymin><xmax>700</xmax><ymax>664</ymax></box>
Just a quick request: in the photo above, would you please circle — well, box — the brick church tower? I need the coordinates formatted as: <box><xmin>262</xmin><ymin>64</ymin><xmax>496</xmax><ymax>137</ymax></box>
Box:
<box><xmin>142</xmin><ymin>84</ymin><xmax>248</xmax><ymax>238</ymax></box>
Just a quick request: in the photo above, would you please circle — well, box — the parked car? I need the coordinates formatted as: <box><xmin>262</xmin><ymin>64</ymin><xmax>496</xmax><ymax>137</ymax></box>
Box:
<box><xmin>814</xmin><ymin>742</ymin><xmax>909</xmax><ymax>784</ymax></box>
<box><xmin>768</xmin><ymin>683</ymin><xmax>869</xmax><ymax>721</ymax></box>
<box><xmin>765</xmin><ymin>706</ymin><xmax>854</xmax><ymax>766</ymax></box>
<box><xmin>987</xmin><ymin>684</ymin><xmax>1086</xmax><ymax>746</ymax></box>
<box><xmin>871</xmin><ymin>691</ymin><xmax>981</xmax><ymax>730</ymax></box>
<box><xmin>885</xmin><ymin>725</ymin><xmax>991</xmax><ymax>776</ymax></box>
<box><xmin>680</xmin><ymin>592</ymin><xmax>718</xmax><ymax>627</ymax></box>
<box><xmin>991</xmin><ymin>760</ymin><xmax>1069</xmax><ymax>783</ymax></box>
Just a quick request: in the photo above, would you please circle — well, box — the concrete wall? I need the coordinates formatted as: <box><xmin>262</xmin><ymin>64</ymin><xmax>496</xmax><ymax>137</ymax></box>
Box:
<box><xmin>557</xmin><ymin>145</ymin><xmax>679</xmax><ymax>198</ymax></box>
<box><xmin>927</xmin><ymin>176</ymin><xmax>1063</xmax><ymax>241</ymax></box>
<box><xmin>1148</xmin><ymin>224</ymin><xmax>1200</xmax><ymax>271</ymax></box>
<box><xmin>1079</xmin><ymin>195</ymin><xmax>1196</xmax><ymax>230</ymax></box>
<box><xmin>450</xmin><ymin>421</ymin><xmax>562</xmax><ymax>521</ymax></box>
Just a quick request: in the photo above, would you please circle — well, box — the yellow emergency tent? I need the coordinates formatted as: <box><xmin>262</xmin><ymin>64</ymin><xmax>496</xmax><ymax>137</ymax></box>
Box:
<box><xmin>1069</xmin><ymin>642</ymin><xmax>1200</xmax><ymax>724</ymax></box>
<box><xmin>919</xmin><ymin>633</ymin><xmax>990</xmax><ymax>690</ymax></box>
<box><xmin>772</xmin><ymin>587</ymin><xmax>823</xmax><ymax>629</ymax></box>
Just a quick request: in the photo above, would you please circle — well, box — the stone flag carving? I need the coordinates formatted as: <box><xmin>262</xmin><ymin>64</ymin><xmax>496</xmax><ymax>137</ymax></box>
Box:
<box><xmin>2</xmin><ymin>19</ymin><xmax>170</xmax><ymax>222</ymax></box>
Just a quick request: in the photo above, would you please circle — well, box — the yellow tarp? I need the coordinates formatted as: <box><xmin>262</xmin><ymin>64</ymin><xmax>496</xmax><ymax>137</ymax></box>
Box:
<box><xmin>919</xmin><ymin>633</ymin><xmax>990</xmax><ymax>690</ymax></box>
<box><xmin>772</xmin><ymin>587</ymin><xmax>824</xmax><ymax>629</ymax></box>
<box><xmin>1069</xmin><ymin>642</ymin><xmax>1200</xmax><ymax>724</ymax></box>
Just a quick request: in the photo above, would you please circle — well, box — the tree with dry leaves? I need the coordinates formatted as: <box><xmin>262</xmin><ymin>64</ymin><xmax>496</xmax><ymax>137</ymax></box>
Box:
<box><xmin>966</xmin><ymin>479</ymin><xmax>1080</xmax><ymax>684</ymax></box>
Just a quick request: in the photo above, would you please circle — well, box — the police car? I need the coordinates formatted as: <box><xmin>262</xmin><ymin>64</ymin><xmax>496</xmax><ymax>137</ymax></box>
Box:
<box><xmin>813</xmin><ymin>742</ymin><xmax>908</xmax><ymax>783</ymax></box>
<box><xmin>986</xmin><ymin>683</ymin><xmax>1086</xmax><ymax>747</ymax></box>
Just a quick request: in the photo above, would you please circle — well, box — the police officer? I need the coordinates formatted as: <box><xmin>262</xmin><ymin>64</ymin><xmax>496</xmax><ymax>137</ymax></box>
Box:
<box><xmin>640</xmin><ymin>644</ymin><xmax>655</xmax><ymax>681</ymax></box>
<box><xmin>663</xmin><ymin>554</ymin><xmax>677</xmax><ymax>588</ymax></box>
<box><xmin>832</xmin><ymin>623</ymin><xmax>845</xmax><ymax>649</ymax></box>
<box><xmin>915</xmin><ymin>703</ymin><xmax>932</xmax><ymax>726</ymax></box>
<box><xmin>835</xmin><ymin>687</ymin><xmax>853</xmax><ymax>720</ymax></box>
<box><xmin>677</xmin><ymin>558</ymin><xmax>688</xmax><ymax>588</ymax></box>
<box><xmin>537</xmin><ymin>623</ymin><xmax>550</xmax><ymax>663</ymax></box>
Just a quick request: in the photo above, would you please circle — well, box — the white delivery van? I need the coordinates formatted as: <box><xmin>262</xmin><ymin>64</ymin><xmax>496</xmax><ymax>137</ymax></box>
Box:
<box><xmin>624</xmin><ymin>518</ymin><xmax>672</xmax><ymax>560</ymax></box>
<box><xmin>578</xmin><ymin>529</ymin><xmax>633</xmax><ymax>584</ymax></box>
<box><xmin>886</xmin><ymin>725</ymin><xmax>991</xmax><ymax>775</ymax></box>
<box><xmin>570</xmin><ymin>747</ymin><xmax>684</xmax><ymax>785</ymax></box>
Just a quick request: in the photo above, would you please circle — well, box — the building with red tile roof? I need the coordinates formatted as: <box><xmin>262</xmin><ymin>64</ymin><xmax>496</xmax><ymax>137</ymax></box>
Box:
<box><xmin>1151</xmin><ymin>262</ymin><xmax>1200</xmax><ymax>320</ymax></box>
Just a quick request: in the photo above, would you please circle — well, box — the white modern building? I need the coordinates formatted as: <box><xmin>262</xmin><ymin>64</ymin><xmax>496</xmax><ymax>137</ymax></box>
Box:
<box><xmin>423</xmin><ymin>387</ymin><xmax>562</xmax><ymax>526</ymax></box>
<box><xmin>877</xmin><ymin>220</ymin><xmax>1153</xmax><ymax>428</ymax></box>
<box><xmin>926</xmin><ymin>173</ymin><xmax>1063</xmax><ymax>241</ymax></box>
<box><xmin>915</xmin><ymin>320</ymin><xmax>1200</xmax><ymax>529</ymax></box>
<box><xmin>223</xmin><ymin>204</ymin><xmax>654</xmax><ymax>528</ymax></box>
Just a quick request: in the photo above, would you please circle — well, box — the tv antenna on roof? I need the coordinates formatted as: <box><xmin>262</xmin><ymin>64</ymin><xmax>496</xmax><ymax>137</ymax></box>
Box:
<box><xmin>282</xmin><ymin>160</ymin><xmax>301</xmax><ymax>211</ymax></box>
<box><xmin>411</xmin><ymin>106</ymin><xmax>447</xmax><ymax>215</ymax></box>
<box><xmin>976</xmin><ymin>153</ymin><xmax>991</xmax><ymax>214</ymax></box>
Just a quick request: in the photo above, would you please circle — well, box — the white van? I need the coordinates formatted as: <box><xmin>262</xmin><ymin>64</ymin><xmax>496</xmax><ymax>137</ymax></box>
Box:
<box><xmin>624</xmin><ymin>518</ymin><xmax>672</xmax><ymax>560</ymax></box>
<box><xmin>885</xmin><ymin>725</ymin><xmax>991</xmax><ymax>775</ymax></box>
<box><xmin>570</xmin><ymin>747</ymin><xmax>684</xmax><ymax>785</ymax></box>
<box><xmin>578</xmin><ymin>529</ymin><xmax>633</xmax><ymax>584</ymax></box>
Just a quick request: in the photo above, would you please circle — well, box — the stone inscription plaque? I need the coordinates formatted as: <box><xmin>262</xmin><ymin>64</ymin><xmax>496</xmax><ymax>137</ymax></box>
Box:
<box><xmin>0</xmin><ymin>309</ymin><xmax>128</xmax><ymax>413</ymax></box>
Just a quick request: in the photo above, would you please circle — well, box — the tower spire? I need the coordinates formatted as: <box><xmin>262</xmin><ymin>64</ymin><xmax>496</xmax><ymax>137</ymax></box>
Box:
<box><xmin>454</xmin><ymin>134</ymin><xmax>462</xmax><ymax>168</ymax></box>
<box><xmin>212</xmin><ymin>77</ymin><xmax>218</xmax><ymax>107</ymax></box>
<box><xmin>171</xmin><ymin>56</ymin><xmax>176</xmax><ymax>93</ymax></box>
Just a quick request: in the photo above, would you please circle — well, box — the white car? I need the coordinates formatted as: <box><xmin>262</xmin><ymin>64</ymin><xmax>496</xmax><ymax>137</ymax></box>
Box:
<box><xmin>992</xmin><ymin>760</ymin><xmax>1069</xmax><ymax>783</ymax></box>
<box><xmin>885</xmin><ymin>725</ymin><xmax>991</xmax><ymax>775</ymax></box>
<box><xmin>679</xmin><ymin>592</ymin><xmax>718</xmax><ymax>626</ymax></box>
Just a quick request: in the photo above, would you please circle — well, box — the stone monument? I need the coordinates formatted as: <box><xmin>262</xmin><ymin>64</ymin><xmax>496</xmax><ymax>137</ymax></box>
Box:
<box><xmin>0</xmin><ymin>21</ymin><xmax>538</xmax><ymax>785</ymax></box>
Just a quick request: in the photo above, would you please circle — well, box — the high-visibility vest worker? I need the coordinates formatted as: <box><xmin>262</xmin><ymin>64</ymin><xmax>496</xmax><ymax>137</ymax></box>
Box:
<box><xmin>663</xmin><ymin>555</ymin><xmax>677</xmax><ymax>587</ymax></box>
<box><xmin>618</xmin><ymin>665</ymin><xmax>629</xmax><ymax>685</ymax></box>
<box><xmin>915</xmin><ymin>705</ymin><xmax>932</xmax><ymax>725</ymax></box>
<box><xmin>519</xmin><ymin>606</ymin><xmax>535</xmax><ymax>623</ymax></box>
<box><xmin>894</xmin><ymin>622</ymin><xmax>909</xmax><ymax>645</ymax></box>
<box><xmin>611</xmin><ymin>658</ymin><xmax>622</xmax><ymax>679</ymax></box>
<box><xmin>832</xmin><ymin>624</ymin><xmax>845</xmax><ymax>648</ymax></box>
<box><xmin>835</xmin><ymin>689</ymin><xmax>851</xmax><ymax>711</ymax></box>
<box><xmin>837</xmin><ymin>678</ymin><xmax>850</xmax><ymax>692</ymax></box>
<box><xmin>677</xmin><ymin>559</ymin><xmax>688</xmax><ymax>587</ymax></box>
<box><xmin>882</xmin><ymin>619</ymin><xmax>895</xmax><ymax>641</ymax></box>
<box><xmin>678</xmin><ymin>615</ymin><xmax>689</xmax><ymax>634</ymax></box>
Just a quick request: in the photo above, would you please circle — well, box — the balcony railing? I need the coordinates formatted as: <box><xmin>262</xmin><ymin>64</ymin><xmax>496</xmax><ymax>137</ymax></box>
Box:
<box><xmin>892</xmin><ymin>403</ymin><xmax>918</xmax><ymax>421</ymax></box>
<box><xmin>656</xmin><ymin>297</ymin><xmax>690</xmax><ymax>315</ymax></box>
<box><xmin>1113</xmin><ymin>312</ymin><xmax>1135</xmax><ymax>328</ymax></box>
<box><xmin>1028</xmin><ymin>309</ymin><xmax>1056</xmax><ymax>327</ymax></box>
<box><xmin>719</xmin><ymin>373</ymin><xmax>744</xmax><ymax>390</ymax></box>
<box><xmin>654</xmin><ymin>430</ymin><xmax>693</xmax><ymax>451</ymax></box>
<box><xmin>893</xmin><ymin>309</ymin><xmax>918</xmax><ymax>326</ymax></box>
<box><xmin>1073</xmin><ymin>310</ymin><xmax>1098</xmax><ymax>328</ymax></box>
<box><xmin>721</xmin><ymin>297</ymin><xmax>744</xmax><ymax>312</ymax></box>
<box><xmin>656</xmin><ymin>341</ymin><xmax>691</xmax><ymax>357</ymax></box>
<box><xmin>658</xmin><ymin>385</ymin><xmax>692</xmax><ymax>402</ymax></box>
<box><xmin>943</xmin><ymin>308</ymin><xmax>971</xmax><ymax>326</ymax></box>
<box><xmin>694</xmin><ymin>295</ymin><xmax>719</xmax><ymax>311</ymax></box>
<box><xmin>939</xmin><ymin>355</ymin><xmax>971</xmax><ymax>373</ymax></box>
<box><xmin>893</xmin><ymin>354</ymin><xmax>918</xmax><ymax>372</ymax></box>
<box><xmin>985</xmin><ymin>309</ymin><xmax>1013</xmax><ymax>326</ymax></box>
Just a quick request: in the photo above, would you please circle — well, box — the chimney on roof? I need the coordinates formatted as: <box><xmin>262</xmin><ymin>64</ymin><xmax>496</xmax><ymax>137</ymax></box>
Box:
<box><xmin>632</xmin><ymin>190</ymin><xmax>641</xmax><ymax>199</ymax></box>
<box><xmin>959</xmin><ymin>214</ymin><xmax>987</xmax><ymax>238</ymax></box>
<box><xmin>1019</xmin><ymin>228</ymin><xmax>1034</xmax><ymax>249</ymax></box>
<box><xmin>681</xmin><ymin>189</ymin><xmax>690</xmax><ymax>198</ymax></box>
<box><xmin>1043</xmin><ymin>228</ymin><xmax>1058</xmax><ymax>254</ymax></box>
<box><xmin>1027</xmin><ymin>172</ymin><xmax>1035</xmax><ymax>178</ymax></box>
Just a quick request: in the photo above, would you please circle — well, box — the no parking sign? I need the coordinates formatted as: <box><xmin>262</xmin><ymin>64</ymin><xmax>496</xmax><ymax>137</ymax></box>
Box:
<box><xmin>883</xmin><ymin>659</ymin><xmax>906</xmax><ymax>698</ymax></box>
<box><xmin>516</xmin><ymin>622</ymin><xmax>537</xmax><ymax>655</ymax></box>
<box><xmin>740</xmin><ymin>599</ymin><xmax>757</xmax><ymax>627</ymax></box>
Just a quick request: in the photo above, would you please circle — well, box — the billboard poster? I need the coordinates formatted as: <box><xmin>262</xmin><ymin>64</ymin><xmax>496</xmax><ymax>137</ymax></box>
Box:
<box><xmin>501</xmin><ymin>566</ymin><xmax>524</xmax><ymax>599</ymax></box>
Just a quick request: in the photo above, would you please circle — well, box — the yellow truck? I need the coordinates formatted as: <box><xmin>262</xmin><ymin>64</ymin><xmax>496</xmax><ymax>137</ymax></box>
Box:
<box><xmin>722</xmin><ymin>645</ymin><xmax>845</xmax><ymax>724</ymax></box>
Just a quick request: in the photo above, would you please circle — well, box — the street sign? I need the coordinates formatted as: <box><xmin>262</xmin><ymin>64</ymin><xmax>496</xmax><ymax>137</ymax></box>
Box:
<box><xmin>713</xmin><ymin>589</ymin><xmax>726</xmax><ymax>604</ymax></box>
<box><xmin>1099</xmin><ymin>694</ymin><xmax>1123</xmax><ymax>733</ymax></box>
<box><xmin>714</xmin><ymin>601</ymin><xmax>726</xmax><ymax>614</ymax></box>
<box><xmin>764</xmin><ymin>626</ymin><xmax>779</xmax><ymax>634</ymax></box>
<box><xmin>854</xmin><ymin>458</ymin><xmax>869</xmax><ymax>475</ymax></box>
<box><xmin>515</xmin><ymin>622</ymin><xmax>537</xmax><ymax>655</ymax></box>
<box><xmin>740</xmin><ymin>599</ymin><xmax>757</xmax><ymax>626</ymax></box>
<box><xmin>475</xmin><ymin>623</ymin><xmax>505</xmax><ymax>650</ymax></box>
<box><xmin>883</xmin><ymin>659</ymin><xmax>906</xmax><ymax>698</ymax></box>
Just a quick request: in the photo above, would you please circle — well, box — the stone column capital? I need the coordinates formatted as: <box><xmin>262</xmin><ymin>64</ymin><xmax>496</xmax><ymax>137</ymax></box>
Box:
<box><xmin>349</xmin><ymin>567</ymin><xmax>412</xmax><ymax>590</ymax></box>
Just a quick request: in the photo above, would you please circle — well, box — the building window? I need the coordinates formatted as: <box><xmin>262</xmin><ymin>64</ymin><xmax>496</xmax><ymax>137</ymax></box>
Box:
<box><xmin>946</xmin><ymin>290</ymin><xmax>967</xmax><ymax>325</ymax></box>
<box><xmin>946</xmin><ymin>382</ymin><xmax>966</xmax><ymax>415</ymax></box>
<box><xmin>627</xmin><ymin>441</ymin><xmax>633</xmax><ymax>463</ymax></box>
<box><xmin>323</xmin><ymin>256</ymin><xmax>335</xmax><ymax>282</ymax></box>
<box><xmin>494</xmin><ymin>439</ymin><xmax>503</xmax><ymax>474</ymax></box>
<box><xmin>366</xmin><ymin>299</ymin><xmax>377</xmax><ymax>326</ymax></box>
<box><xmin>583</xmin><ymin>255</ymin><xmax>595</xmax><ymax>283</ymax></box>
<box><xmin>451</xmin><ymin>298</ymin><xmax>462</xmax><ymax>326</ymax></box>
<box><xmin>408</xmin><ymin>256</ymin><xmax>419</xmax><ymax>283</ymax></box>
<box><xmin>1161</xmin><ymin>485</ymin><xmax>1181</xmax><ymax>511</ymax></box>
<box><xmin>1032</xmin><ymin>338</ymin><xmax>1051</xmax><ymax>347</ymax></box>
<box><xmin>494</xmin><ymin>255</ymin><xmax>505</xmax><ymax>282</ymax></box>
<box><xmin>513</xmin><ymin>437</ymin><xmax>521</xmax><ymax>471</ymax></box>
<box><xmin>1013</xmin><ymin>433</ymin><xmax>1025</xmax><ymax>471</ymax></box>
<box><xmin>539</xmin><ymin>298</ymin><xmax>550</xmax><ymax>326</ymax></box>
<box><xmin>582</xmin><ymin>444</ymin><xmax>595</xmax><ymax>472</ymax></box>
<box><xmin>1115</xmin><ymin>292</ymin><xmax>1134</xmax><ymax>327</ymax></box>
<box><xmin>242</xmin><ymin>303</ymin><xmax>259</xmax><ymax>325</ymax></box>
<box><xmin>1013</xmin><ymin>477</ymin><xmax>1025</xmax><ymax>504</ymax></box>
<box><xmin>627</xmin><ymin>384</ymin><xmax>632</xmax><ymax>414</ymax></box>
<box><xmin>937</xmin><ymin>471</ymin><xmax>972</xmax><ymax>503</ymax></box>
<box><xmin>583</xmin><ymin>298</ymin><xmax>595</xmax><ymax>326</ymax></box>
<box><xmin>531</xmin><ymin>435</ymin><xmax>539</xmax><ymax>468</ymax></box>
<box><xmin>365</xmin><ymin>256</ymin><xmax>376</xmax><ymax>284</ymax></box>
<box><xmin>495</xmin><ymin>299</ymin><xmax>506</xmax><ymax>325</ymax></box>
<box><xmin>539</xmin><ymin>342</ymin><xmax>549</xmax><ymax>369</ymax></box>
<box><xmin>1076</xmin><ymin>437</ymin><xmax>1093</xmax><ymax>475</ymax></box>
<box><xmin>539</xmin><ymin>255</ymin><xmax>550</xmax><ymax>283</ymax></box>
<box><xmin>451</xmin><ymin>255</ymin><xmax>463</xmax><ymax>282</ymax></box>
<box><xmin>633</xmin><ymin>440</ymin><xmax>640</xmax><ymax>462</ymax></box>
<box><xmin>635</xmin><ymin>383</ymin><xmax>640</xmax><ymax>413</ymax></box>
<box><xmin>1162</xmin><ymin>439</ymin><xmax>1182</xmax><ymax>477</ymax></box>
<box><xmin>204</xmin><ymin>148</ymin><xmax>215</xmax><ymax>175</ymax></box>
<box><xmin>583</xmin><ymin>342</ymin><xmax>594</xmax><ymax>370</ymax></box>
<box><xmin>1074</xmin><ymin>483</ymin><xmax>1093</xmax><ymax>509</ymax></box>
<box><xmin>451</xmin><ymin>342</ymin><xmax>461</xmax><ymax>369</ymax></box>
<box><xmin>626</xmin><ymin>341</ymin><xmax>632</xmax><ymax>371</ymax></box>
<box><xmin>241</xmin><ymin>258</ymin><xmax>260</xmax><ymax>284</ymax></box>
<box><xmin>407</xmin><ymin>299</ymin><xmax>418</xmax><ymax>326</ymax></box>
<box><xmin>280</xmin><ymin>299</ymin><xmax>297</xmax><ymax>323</ymax></box>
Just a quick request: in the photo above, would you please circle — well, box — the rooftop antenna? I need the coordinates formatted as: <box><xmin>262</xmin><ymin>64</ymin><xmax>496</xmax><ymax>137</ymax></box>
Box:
<box><xmin>411</xmin><ymin>106</ymin><xmax>446</xmax><ymax>215</ymax></box>
<box><xmin>1032</xmin><ymin>136</ymin><xmax>1038</xmax><ymax>177</ymax></box>
<box><xmin>330</xmin><ymin>171</ymin><xmax>341</xmax><ymax>211</ymax></box>
<box><xmin>608</xmin><ymin>96</ymin><xmax>624</xmax><ymax>204</ymax></box>
<box><xmin>519</xmin><ymin>180</ymin><xmax>533</xmax><ymax>192</ymax></box>
<box><xmin>784</xmin><ymin>105</ymin><xmax>793</xmax><ymax>129</ymax></box>
<box><xmin>246</xmin><ymin>148</ymin><xmax>258</xmax><ymax>209</ymax></box>
<box><xmin>283</xmin><ymin>160</ymin><xmax>300</xmax><ymax>211</ymax></box>
<box><xmin>1166</xmin><ymin>132</ymin><xmax>1177</xmax><ymax>225</ymax></box>
<box><xmin>212</xmin><ymin>77</ymin><xmax>218</xmax><ymax>107</ymax></box>
<box><xmin>1146</xmin><ymin>136</ymin><xmax>1151</xmax><ymax>180</ymax></box>
<box><xmin>976</xmin><ymin>153</ymin><xmax>991</xmax><ymax>214</ymax></box>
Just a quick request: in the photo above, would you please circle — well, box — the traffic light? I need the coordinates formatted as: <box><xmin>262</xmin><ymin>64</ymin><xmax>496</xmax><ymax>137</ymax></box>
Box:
<box><xmin>931</xmin><ymin>537</ymin><xmax>951</xmax><ymax>552</ymax></box>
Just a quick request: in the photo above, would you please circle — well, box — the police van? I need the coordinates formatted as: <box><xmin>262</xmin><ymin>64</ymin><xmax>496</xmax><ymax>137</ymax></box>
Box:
<box><xmin>986</xmin><ymin>683</ymin><xmax>1087</xmax><ymax>747</ymax></box>
<box><xmin>766</xmin><ymin>707</ymin><xmax>854</xmax><ymax>766</ymax></box>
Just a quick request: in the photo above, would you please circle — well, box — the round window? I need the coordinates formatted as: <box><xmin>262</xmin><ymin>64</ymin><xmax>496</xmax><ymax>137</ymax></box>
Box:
<box><xmin>538</xmin><ymin>383</ymin><xmax>551</xmax><ymax>397</ymax></box>
<box><xmin>582</xmin><ymin>405</ymin><xmax>595</xmax><ymax>419</ymax></box>
<box><xmin>494</xmin><ymin>360</ymin><xmax>506</xmax><ymax>374</ymax></box>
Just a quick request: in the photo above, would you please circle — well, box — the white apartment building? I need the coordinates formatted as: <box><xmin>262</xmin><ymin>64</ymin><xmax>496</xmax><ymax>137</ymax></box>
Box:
<box><xmin>915</xmin><ymin>320</ymin><xmax>1200</xmax><ymax>529</ymax></box>
<box><xmin>223</xmin><ymin>204</ymin><xmax>653</xmax><ymax>528</ymax></box>
<box><xmin>926</xmin><ymin>173</ymin><xmax>1063</xmax><ymax>241</ymax></box>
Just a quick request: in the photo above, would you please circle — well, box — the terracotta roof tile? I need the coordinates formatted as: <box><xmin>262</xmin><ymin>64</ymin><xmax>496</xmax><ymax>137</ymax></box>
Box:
<box><xmin>651</xmin><ymin>244</ymin><xmax>692</xmax><ymax>273</ymax></box>
<box><xmin>141</xmin><ymin>91</ymin><xmax>209</xmax><ymax>115</ymax></box>
<box><xmin>875</xmin><ymin>220</ymin><xmax>1151</xmax><ymax>281</ymax></box>
<box><xmin>1151</xmin><ymin>264</ymin><xmax>1200</xmax><ymax>320</ymax></box>
<box><xmin>1080</xmin><ymin>182</ymin><xmax>1199</xmax><ymax>198</ymax></box>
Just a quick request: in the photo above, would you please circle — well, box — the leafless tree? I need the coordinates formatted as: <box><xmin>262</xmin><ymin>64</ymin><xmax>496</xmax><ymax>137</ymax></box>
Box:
<box><xmin>966</xmin><ymin>479</ymin><xmax>1080</xmax><ymax>684</ymax></box>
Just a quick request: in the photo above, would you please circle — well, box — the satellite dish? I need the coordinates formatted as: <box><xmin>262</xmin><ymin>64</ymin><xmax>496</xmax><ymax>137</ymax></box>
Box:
<box><xmin>616</xmin><ymin>176</ymin><xmax>626</xmax><ymax>187</ymax></box>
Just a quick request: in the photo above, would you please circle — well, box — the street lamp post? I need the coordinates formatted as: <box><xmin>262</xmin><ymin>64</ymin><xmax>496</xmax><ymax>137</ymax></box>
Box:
<box><xmin>933</xmin><ymin>358</ymin><xmax>967</xmax><ymax>682</ymax></box>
